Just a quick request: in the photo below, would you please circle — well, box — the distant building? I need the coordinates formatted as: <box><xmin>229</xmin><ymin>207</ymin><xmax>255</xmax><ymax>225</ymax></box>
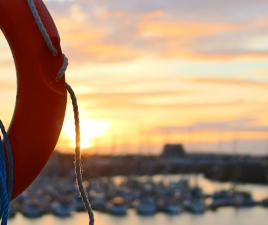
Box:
<box><xmin>162</xmin><ymin>144</ymin><xmax>185</xmax><ymax>157</ymax></box>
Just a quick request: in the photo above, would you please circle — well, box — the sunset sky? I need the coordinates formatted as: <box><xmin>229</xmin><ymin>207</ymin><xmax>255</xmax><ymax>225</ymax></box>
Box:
<box><xmin>1</xmin><ymin>0</ymin><xmax>268</xmax><ymax>155</ymax></box>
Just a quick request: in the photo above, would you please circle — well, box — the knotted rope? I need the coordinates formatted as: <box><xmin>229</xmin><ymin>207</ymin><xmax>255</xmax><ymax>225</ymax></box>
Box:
<box><xmin>27</xmin><ymin>1</ymin><xmax>94</xmax><ymax>224</ymax></box>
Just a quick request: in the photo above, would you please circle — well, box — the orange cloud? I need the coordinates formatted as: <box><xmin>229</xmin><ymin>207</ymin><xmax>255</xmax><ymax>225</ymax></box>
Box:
<box><xmin>96</xmin><ymin>10</ymin><xmax>128</xmax><ymax>20</ymax></box>
<box><xmin>159</xmin><ymin>47</ymin><xmax>268</xmax><ymax>61</ymax></box>
<box><xmin>191</xmin><ymin>77</ymin><xmax>268</xmax><ymax>88</ymax></box>
<box><xmin>141</xmin><ymin>10</ymin><xmax>165</xmax><ymax>21</ymax></box>
<box><xmin>139</xmin><ymin>21</ymin><xmax>236</xmax><ymax>39</ymax></box>
<box><xmin>78</xmin><ymin>44</ymin><xmax>142</xmax><ymax>62</ymax></box>
<box><xmin>0</xmin><ymin>80</ymin><xmax>15</xmax><ymax>91</ymax></box>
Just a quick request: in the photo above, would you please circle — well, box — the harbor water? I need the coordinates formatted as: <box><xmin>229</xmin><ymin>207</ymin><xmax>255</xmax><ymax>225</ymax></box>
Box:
<box><xmin>8</xmin><ymin>207</ymin><xmax>268</xmax><ymax>225</ymax></box>
<box><xmin>8</xmin><ymin>175</ymin><xmax>268</xmax><ymax>225</ymax></box>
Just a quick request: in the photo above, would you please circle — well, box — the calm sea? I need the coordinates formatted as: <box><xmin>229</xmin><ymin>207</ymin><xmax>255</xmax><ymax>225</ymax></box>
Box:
<box><xmin>8</xmin><ymin>208</ymin><xmax>268</xmax><ymax>225</ymax></box>
<box><xmin>8</xmin><ymin>175</ymin><xmax>268</xmax><ymax>225</ymax></box>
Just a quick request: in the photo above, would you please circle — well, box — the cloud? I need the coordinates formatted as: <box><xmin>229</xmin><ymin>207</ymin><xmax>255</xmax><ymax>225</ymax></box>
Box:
<box><xmin>1</xmin><ymin>0</ymin><xmax>267</xmax><ymax>154</ymax></box>
<box><xmin>152</xmin><ymin>116</ymin><xmax>268</xmax><ymax>134</ymax></box>
<box><xmin>77</xmin><ymin>44</ymin><xmax>142</xmax><ymax>63</ymax></box>
<box><xmin>191</xmin><ymin>77</ymin><xmax>268</xmax><ymax>88</ymax></box>
<box><xmin>43</xmin><ymin>0</ymin><xmax>268</xmax><ymax>63</ymax></box>
<box><xmin>0</xmin><ymin>80</ymin><xmax>15</xmax><ymax>89</ymax></box>
<box><xmin>139</xmin><ymin>21</ymin><xmax>236</xmax><ymax>39</ymax></box>
<box><xmin>84</xmin><ymin>98</ymin><xmax>246</xmax><ymax>111</ymax></box>
<box><xmin>79</xmin><ymin>90</ymin><xmax>189</xmax><ymax>100</ymax></box>
<box><xmin>46</xmin><ymin>0</ymin><xmax>268</xmax><ymax>23</ymax></box>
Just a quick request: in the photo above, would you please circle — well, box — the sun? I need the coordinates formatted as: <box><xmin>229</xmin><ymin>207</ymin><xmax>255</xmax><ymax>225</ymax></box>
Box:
<box><xmin>64</xmin><ymin>119</ymin><xmax>109</xmax><ymax>150</ymax></box>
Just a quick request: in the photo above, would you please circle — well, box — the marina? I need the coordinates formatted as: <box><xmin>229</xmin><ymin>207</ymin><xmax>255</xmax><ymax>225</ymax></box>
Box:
<box><xmin>8</xmin><ymin>174</ymin><xmax>268</xmax><ymax>219</ymax></box>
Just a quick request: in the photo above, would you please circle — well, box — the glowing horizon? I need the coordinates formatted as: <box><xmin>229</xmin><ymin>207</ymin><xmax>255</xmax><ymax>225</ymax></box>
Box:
<box><xmin>1</xmin><ymin>0</ymin><xmax>268</xmax><ymax>155</ymax></box>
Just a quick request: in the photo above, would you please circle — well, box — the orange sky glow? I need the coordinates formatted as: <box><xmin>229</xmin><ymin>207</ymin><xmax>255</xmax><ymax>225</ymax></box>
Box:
<box><xmin>1</xmin><ymin>0</ymin><xmax>268</xmax><ymax>155</ymax></box>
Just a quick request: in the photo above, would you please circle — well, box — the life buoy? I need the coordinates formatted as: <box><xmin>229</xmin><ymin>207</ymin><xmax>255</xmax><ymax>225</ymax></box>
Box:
<box><xmin>0</xmin><ymin>1</ymin><xmax>67</xmax><ymax>198</ymax></box>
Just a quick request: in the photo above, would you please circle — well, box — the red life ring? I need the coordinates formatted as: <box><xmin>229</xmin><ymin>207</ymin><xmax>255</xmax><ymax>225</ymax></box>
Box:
<box><xmin>0</xmin><ymin>1</ymin><xmax>67</xmax><ymax>198</ymax></box>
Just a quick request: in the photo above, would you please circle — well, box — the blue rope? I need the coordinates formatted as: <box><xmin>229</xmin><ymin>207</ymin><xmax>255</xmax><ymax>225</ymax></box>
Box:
<box><xmin>0</xmin><ymin>122</ymin><xmax>13</xmax><ymax>200</ymax></box>
<box><xmin>0</xmin><ymin>139</ymin><xmax>9</xmax><ymax>225</ymax></box>
<box><xmin>0</xmin><ymin>121</ymin><xmax>14</xmax><ymax>225</ymax></box>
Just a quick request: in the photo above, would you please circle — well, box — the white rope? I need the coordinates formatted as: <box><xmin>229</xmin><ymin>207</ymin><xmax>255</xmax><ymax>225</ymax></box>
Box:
<box><xmin>26</xmin><ymin>1</ymin><xmax>94</xmax><ymax>225</ymax></box>
<box><xmin>56</xmin><ymin>55</ymin><xmax>68</xmax><ymax>81</ymax></box>
<box><xmin>27</xmin><ymin>0</ymin><xmax>69</xmax><ymax>80</ymax></box>
<box><xmin>27</xmin><ymin>0</ymin><xmax>58</xmax><ymax>56</ymax></box>
<box><xmin>66</xmin><ymin>84</ymin><xmax>95</xmax><ymax>225</ymax></box>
